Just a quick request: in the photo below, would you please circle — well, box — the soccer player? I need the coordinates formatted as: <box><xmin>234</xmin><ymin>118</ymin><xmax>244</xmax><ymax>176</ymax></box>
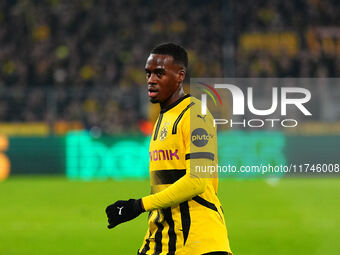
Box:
<box><xmin>106</xmin><ymin>43</ymin><xmax>232</xmax><ymax>255</ymax></box>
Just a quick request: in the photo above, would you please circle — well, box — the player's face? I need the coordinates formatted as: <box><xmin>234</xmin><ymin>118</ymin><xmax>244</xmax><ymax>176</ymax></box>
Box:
<box><xmin>145</xmin><ymin>54</ymin><xmax>184</xmax><ymax>106</ymax></box>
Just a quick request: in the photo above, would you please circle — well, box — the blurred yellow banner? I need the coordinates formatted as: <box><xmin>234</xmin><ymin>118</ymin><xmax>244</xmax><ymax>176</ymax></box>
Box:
<box><xmin>0</xmin><ymin>135</ymin><xmax>10</xmax><ymax>181</ymax></box>
<box><xmin>54</xmin><ymin>121</ymin><xmax>83</xmax><ymax>135</ymax></box>
<box><xmin>240</xmin><ymin>32</ymin><xmax>298</xmax><ymax>56</ymax></box>
<box><xmin>0</xmin><ymin>123</ymin><xmax>49</xmax><ymax>136</ymax></box>
<box><xmin>285</xmin><ymin>122</ymin><xmax>340</xmax><ymax>135</ymax></box>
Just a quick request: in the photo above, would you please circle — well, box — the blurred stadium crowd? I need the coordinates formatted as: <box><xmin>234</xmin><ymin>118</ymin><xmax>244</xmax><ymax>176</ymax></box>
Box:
<box><xmin>234</xmin><ymin>0</ymin><xmax>340</xmax><ymax>77</ymax></box>
<box><xmin>0</xmin><ymin>0</ymin><xmax>340</xmax><ymax>134</ymax></box>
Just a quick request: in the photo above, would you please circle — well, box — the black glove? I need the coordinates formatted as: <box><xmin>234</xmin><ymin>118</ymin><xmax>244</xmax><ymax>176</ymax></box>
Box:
<box><xmin>105</xmin><ymin>199</ymin><xmax>145</xmax><ymax>229</ymax></box>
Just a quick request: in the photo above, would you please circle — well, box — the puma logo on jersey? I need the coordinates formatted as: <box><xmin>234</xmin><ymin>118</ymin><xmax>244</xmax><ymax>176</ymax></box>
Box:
<box><xmin>149</xmin><ymin>149</ymin><xmax>179</xmax><ymax>161</ymax></box>
<box><xmin>197</xmin><ymin>114</ymin><xmax>206</xmax><ymax>122</ymax></box>
<box><xmin>117</xmin><ymin>206</ymin><xmax>124</xmax><ymax>215</ymax></box>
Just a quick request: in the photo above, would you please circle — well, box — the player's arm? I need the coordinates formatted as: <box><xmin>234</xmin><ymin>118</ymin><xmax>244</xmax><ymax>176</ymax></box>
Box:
<box><xmin>105</xmin><ymin>105</ymin><xmax>216</xmax><ymax>227</ymax></box>
<box><xmin>105</xmin><ymin>159</ymin><xmax>208</xmax><ymax>229</ymax></box>
<box><xmin>141</xmin><ymin>165</ymin><xmax>208</xmax><ymax>211</ymax></box>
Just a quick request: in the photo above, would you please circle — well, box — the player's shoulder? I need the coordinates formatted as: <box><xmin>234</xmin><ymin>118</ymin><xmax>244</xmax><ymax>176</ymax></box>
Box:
<box><xmin>183</xmin><ymin>95</ymin><xmax>215</xmax><ymax>125</ymax></box>
<box><xmin>181</xmin><ymin>95</ymin><xmax>201</xmax><ymax>112</ymax></box>
<box><xmin>188</xmin><ymin>95</ymin><xmax>200</xmax><ymax>107</ymax></box>
<box><xmin>187</xmin><ymin>95</ymin><xmax>213</xmax><ymax>115</ymax></box>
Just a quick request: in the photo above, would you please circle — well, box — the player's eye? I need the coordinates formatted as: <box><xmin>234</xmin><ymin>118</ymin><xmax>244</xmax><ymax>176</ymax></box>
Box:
<box><xmin>156</xmin><ymin>70</ymin><xmax>164</xmax><ymax>78</ymax></box>
<box><xmin>145</xmin><ymin>71</ymin><xmax>151</xmax><ymax>78</ymax></box>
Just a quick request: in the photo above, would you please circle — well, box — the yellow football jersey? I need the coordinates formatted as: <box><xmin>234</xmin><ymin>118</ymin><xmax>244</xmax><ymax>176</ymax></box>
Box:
<box><xmin>139</xmin><ymin>94</ymin><xmax>232</xmax><ymax>255</ymax></box>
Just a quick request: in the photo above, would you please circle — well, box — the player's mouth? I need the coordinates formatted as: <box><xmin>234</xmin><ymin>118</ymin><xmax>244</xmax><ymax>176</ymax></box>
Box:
<box><xmin>148</xmin><ymin>87</ymin><xmax>159</xmax><ymax>98</ymax></box>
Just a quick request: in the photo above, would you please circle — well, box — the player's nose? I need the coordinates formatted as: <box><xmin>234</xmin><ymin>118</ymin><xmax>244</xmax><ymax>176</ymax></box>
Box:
<box><xmin>147</xmin><ymin>73</ymin><xmax>157</xmax><ymax>85</ymax></box>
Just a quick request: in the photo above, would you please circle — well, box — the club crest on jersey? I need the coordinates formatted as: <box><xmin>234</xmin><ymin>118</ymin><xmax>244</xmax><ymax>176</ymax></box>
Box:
<box><xmin>159</xmin><ymin>122</ymin><xmax>170</xmax><ymax>141</ymax></box>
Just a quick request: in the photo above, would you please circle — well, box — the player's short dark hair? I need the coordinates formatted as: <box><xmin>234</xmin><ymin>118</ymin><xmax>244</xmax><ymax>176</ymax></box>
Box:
<box><xmin>151</xmin><ymin>42</ymin><xmax>188</xmax><ymax>69</ymax></box>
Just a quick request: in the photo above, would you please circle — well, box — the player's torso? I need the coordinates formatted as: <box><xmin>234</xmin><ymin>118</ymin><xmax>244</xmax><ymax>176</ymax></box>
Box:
<box><xmin>149</xmin><ymin>95</ymin><xmax>192</xmax><ymax>193</ymax></box>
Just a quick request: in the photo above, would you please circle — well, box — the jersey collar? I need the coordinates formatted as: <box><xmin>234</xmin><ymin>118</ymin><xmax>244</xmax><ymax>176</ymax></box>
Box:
<box><xmin>160</xmin><ymin>94</ymin><xmax>191</xmax><ymax>114</ymax></box>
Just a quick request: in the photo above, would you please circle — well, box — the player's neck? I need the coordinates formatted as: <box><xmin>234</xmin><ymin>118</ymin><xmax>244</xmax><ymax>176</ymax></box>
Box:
<box><xmin>160</xmin><ymin>87</ymin><xmax>185</xmax><ymax>110</ymax></box>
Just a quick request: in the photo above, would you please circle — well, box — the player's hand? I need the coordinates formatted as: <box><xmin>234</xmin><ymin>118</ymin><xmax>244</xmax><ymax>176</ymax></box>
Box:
<box><xmin>105</xmin><ymin>199</ymin><xmax>145</xmax><ymax>229</ymax></box>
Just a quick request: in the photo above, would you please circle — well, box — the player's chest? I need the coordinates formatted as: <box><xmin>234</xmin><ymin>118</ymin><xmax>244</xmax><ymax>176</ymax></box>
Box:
<box><xmin>150</xmin><ymin>113</ymin><xmax>184</xmax><ymax>148</ymax></box>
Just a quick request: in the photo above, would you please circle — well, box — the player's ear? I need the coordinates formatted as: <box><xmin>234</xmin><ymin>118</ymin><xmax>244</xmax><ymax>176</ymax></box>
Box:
<box><xmin>177</xmin><ymin>69</ymin><xmax>186</xmax><ymax>84</ymax></box>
